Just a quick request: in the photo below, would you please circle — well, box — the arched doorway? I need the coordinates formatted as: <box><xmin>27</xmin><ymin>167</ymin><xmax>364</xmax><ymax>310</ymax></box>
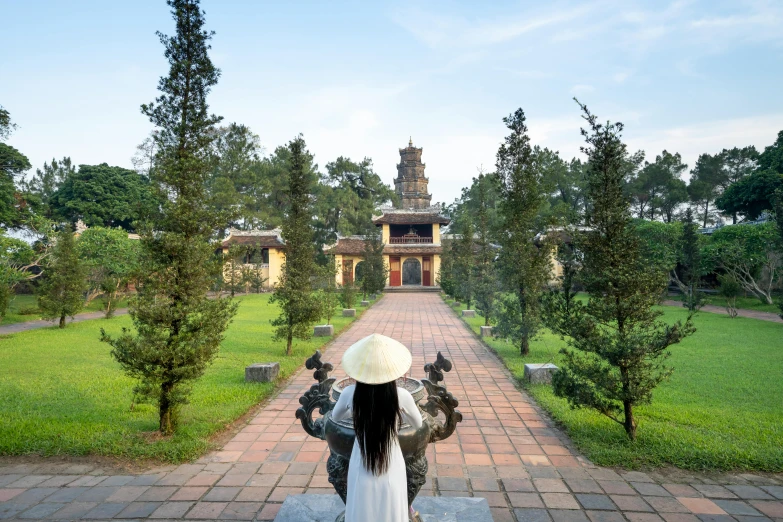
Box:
<box><xmin>402</xmin><ymin>258</ymin><xmax>421</xmax><ymax>285</ymax></box>
<box><xmin>354</xmin><ymin>261</ymin><xmax>366</xmax><ymax>283</ymax></box>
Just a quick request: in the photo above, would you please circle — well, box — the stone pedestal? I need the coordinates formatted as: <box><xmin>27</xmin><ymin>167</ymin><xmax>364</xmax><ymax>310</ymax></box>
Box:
<box><xmin>342</xmin><ymin>309</ymin><xmax>355</xmax><ymax>317</ymax></box>
<box><xmin>453</xmin><ymin>301</ymin><xmax>461</xmax><ymax>307</ymax></box>
<box><xmin>369</xmin><ymin>294</ymin><xmax>377</xmax><ymax>300</ymax></box>
<box><xmin>480</xmin><ymin>326</ymin><xmax>493</xmax><ymax>338</ymax></box>
<box><xmin>524</xmin><ymin>363</ymin><xmax>559</xmax><ymax>384</ymax></box>
<box><xmin>273</xmin><ymin>494</ymin><xmax>492</xmax><ymax>522</ymax></box>
<box><xmin>462</xmin><ymin>310</ymin><xmax>475</xmax><ymax>318</ymax></box>
<box><xmin>360</xmin><ymin>300</ymin><xmax>370</xmax><ymax>307</ymax></box>
<box><xmin>313</xmin><ymin>325</ymin><xmax>333</xmax><ymax>337</ymax></box>
<box><xmin>245</xmin><ymin>362</ymin><xmax>279</xmax><ymax>383</ymax></box>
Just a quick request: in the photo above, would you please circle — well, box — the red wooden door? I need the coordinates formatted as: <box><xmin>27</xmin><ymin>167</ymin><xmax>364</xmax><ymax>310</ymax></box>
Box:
<box><xmin>389</xmin><ymin>256</ymin><xmax>401</xmax><ymax>286</ymax></box>
<box><xmin>422</xmin><ymin>256</ymin><xmax>431</xmax><ymax>286</ymax></box>
<box><xmin>343</xmin><ymin>260</ymin><xmax>353</xmax><ymax>285</ymax></box>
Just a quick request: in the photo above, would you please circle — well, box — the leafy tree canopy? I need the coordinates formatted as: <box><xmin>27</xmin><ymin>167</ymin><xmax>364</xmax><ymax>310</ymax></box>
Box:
<box><xmin>50</xmin><ymin>163</ymin><xmax>155</xmax><ymax>231</ymax></box>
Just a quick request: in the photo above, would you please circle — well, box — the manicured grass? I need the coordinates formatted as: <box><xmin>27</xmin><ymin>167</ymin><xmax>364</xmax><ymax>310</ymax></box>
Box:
<box><xmin>0</xmin><ymin>294</ymin><xmax>371</xmax><ymax>462</ymax></box>
<box><xmin>668</xmin><ymin>293</ymin><xmax>780</xmax><ymax>315</ymax></box>
<box><xmin>445</xmin><ymin>297</ymin><xmax>783</xmax><ymax>471</ymax></box>
<box><xmin>1</xmin><ymin>294</ymin><xmax>130</xmax><ymax>326</ymax></box>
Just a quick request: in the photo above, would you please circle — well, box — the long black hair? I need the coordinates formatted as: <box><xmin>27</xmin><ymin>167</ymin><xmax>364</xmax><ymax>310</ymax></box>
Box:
<box><xmin>352</xmin><ymin>380</ymin><xmax>402</xmax><ymax>476</ymax></box>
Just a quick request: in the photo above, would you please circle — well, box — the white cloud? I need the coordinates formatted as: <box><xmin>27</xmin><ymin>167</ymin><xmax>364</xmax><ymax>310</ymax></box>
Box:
<box><xmin>571</xmin><ymin>84</ymin><xmax>595</xmax><ymax>95</ymax></box>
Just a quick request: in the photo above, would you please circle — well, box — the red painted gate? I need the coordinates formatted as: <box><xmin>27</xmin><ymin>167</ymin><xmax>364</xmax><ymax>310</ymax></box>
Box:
<box><xmin>422</xmin><ymin>256</ymin><xmax>431</xmax><ymax>286</ymax></box>
<box><xmin>389</xmin><ymin>256</ymin><xmax>401</xmax><ymax>286</ymax></box>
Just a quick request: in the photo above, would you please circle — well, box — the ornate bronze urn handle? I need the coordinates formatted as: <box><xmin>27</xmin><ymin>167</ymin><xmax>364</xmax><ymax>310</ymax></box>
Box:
<box><xmin>295</xmin><ymin>350</ymin><xmax>335</xmax><ymax>440</ymax></box>
<box><xmin>421</xmin><ymin>351</ymin><xmax>463</xmax><ymax>443</ymax></box>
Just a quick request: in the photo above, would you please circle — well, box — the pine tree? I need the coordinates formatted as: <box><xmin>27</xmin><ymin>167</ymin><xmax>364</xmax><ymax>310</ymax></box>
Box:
<box><xmin>436</xmin><ymin>238</ymin><xmax>457</xmax><ymax>298</ymax></box>
<box><xmin>472</xmin><ymin>173</ymin><xmax>497</xmax><ymax>326</ymax></box>
<box><xmin>38</xmin><ymin>226</ymin><xmax>87</xmax><ymax>328</ymax></box>
<box><xmin>102</xmin><ymin>0</ymin><xmax>237</xmax><ymax>435</ymax></box>
<box><xmin>680</xmin><ymin>207</ymin><xmax>703</xmax><ymax>312</ymax></box>
<box><xmin>549</xmin><ymin>102</ymin><xmax>694</xmax><ymax>440</ymax></box>
<box><xmin>453</xmin><ymin>214</ymin><xmax>475</xmax><ymax>309</ymax></box>
<box><xmin>270</xmin><ymin>136</ymin><xmax>322</xmax><ymax>355</ymax></box>
<box><xmin>361</xmin><ymin>225</ymin><xmax>388</xmax><ymax>297</ymax></box>
<box><xmin>494</xmin><ymin>109</ymin><xmax>553</xmax><ymax>355</ymax></box>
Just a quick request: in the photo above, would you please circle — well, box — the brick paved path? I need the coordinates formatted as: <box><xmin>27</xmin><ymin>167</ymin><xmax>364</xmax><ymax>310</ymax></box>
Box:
<box><xmin>661</xmin><ymin>300</ymin><xmax>782</xmax><ymax>323</ymax></box>
<box><xmin>1</xmin><ymin>294</ymin><xmax>782</xmax><ymax>521</ymax></box>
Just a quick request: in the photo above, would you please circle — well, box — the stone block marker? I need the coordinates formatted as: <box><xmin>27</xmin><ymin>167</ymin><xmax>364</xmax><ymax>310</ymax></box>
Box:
<box><xmin>462</xmin><ymin>309</ymin><xmax>476</xmax><ymax>317</ymax></box>
<box><xmin>453</xmin><ymin>301</ymin><xmax>461</xmax><ymax>307</ymax></box>
<box><xmin>360</xmin><ymin>300</ymin><xmax>370</xmax><ymax>307</ymax></box>
<box><xmin>245</xmin><ymin>362</ymin><xmax>279</xmax><ymax>383</ymax></box>
<box><xmin>480</xmin><ymin>325</ymin><xmax>493</xmax><ymax>338</ymax></box>
<box><xmin>273</xmin><ymin>494</ymin><xmax>492</xmax><ymax>522</ymax></box>
<box><xmin>369</xmin><ymin>294</ymin><xmax>377</xmax><ymax>300</ymax></box>
<box><xmin>313</xmin><ymin>324</ymin><xmax>333</xmax><ymax>337</ymax></box>
<box><xmin>342</xmin><ymin>308</ymin><xmax>356</xmax><ymax>317</ymax></box>
<box><xmin>524</xmin><ymin>363</ymin><xmax>559</xmax><ymax>384</ymax></box>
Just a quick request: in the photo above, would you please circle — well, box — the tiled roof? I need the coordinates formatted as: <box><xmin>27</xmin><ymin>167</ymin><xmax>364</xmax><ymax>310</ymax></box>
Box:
<box><xmin>324</xmin><ymin>236</ymin><xmax>368</xmax><ymax>255</ymax></box>
<box><xmin>221</xmin><ymin>229</ymin><xmax>285</xmax><ymax>248</ymax></box>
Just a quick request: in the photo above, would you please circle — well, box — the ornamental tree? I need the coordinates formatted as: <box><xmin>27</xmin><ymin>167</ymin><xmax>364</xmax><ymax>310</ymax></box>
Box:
<box><xmin>360</xmin><ymin>225</ymin><xmax>388</xmax><ymax>297</ymax></box>
<box><xmin>102</xmin><ymin>0</ymin><xmax>237</xmax><ymax>435</ymax></box>
<box><xmin>38</xmin><ymin>226</ymin><xmax>87</xmax><ymax>328</ymax></box>
<box><xmin>78</xmin><ymin>227</ymin><xmax>139</xmax><ymax>318</ymax></box>
<box><xmin>548</xmin><ymin>101</ymin><xmax>694</xmax><ymax>440</ymax></box>
<box><xmin>680</xmin><ymin>208</ymin><xmax>704</xmax><ymax>312</ymax></box>
<box><xmin>471</xmin><ymin>172</ymin><xmax>498</xmax><ymax>326</ymax></box>
<box><xmin>270</xmin><ymin>136</ymin><xmax>322</xmax><ymax>355</ymax></box>
<box><xmin>494</xmin><ymin>108</ymin><xmax>553</xmax><ymax>356</ymax></box>
<box><xmin>453</xmin><ymin>212</ymin><xmax>475</xmax><ymax>309</ymax></box>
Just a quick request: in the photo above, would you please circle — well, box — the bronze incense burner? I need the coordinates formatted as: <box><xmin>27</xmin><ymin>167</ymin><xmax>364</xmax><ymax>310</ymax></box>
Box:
<box><xmin>295</xmin><ymin>350</ymin><xmax>463</xmax><ymax>520</ymax></box>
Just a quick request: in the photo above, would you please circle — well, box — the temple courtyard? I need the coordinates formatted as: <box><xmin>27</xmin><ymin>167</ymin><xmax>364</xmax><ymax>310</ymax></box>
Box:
<box><xmin>1</xmin><ymin>293</ymin><xmax>782</xmax><ymax>521</ymax></box>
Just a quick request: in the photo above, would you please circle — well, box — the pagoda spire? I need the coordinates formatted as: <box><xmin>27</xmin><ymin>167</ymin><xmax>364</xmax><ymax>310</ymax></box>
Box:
<box><xmin>394</xmin><ymin>139</ymin><xmax>431</xmax><ymax>209</ymax></box>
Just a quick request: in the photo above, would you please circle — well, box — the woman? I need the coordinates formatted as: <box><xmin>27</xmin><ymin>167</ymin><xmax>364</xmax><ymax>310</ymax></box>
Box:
<box><xmin>331</xmin><ymin>333</ymin><xmax>423</xmax><ymax>522</ymax></box>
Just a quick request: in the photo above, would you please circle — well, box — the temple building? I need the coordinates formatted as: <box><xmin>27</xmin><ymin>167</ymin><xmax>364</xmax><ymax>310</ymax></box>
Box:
<box><xmin>220</xmin><ymin>229</ymin><xmax>286</xmax><ymax>289</ymax></box>
<box><xmin>328</xmin><ymin>139</ymin><xmax>449</xmax><ymax>289</ymax></box>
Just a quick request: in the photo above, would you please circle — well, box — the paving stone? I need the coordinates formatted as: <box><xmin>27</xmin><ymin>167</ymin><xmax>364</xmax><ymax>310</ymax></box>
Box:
<box><xmin>542</xmin><ymin>493</ymin><xmax>581</xmax><ymax>510</ymax></box>
<box><xmin>170</xmin><ymin>486</ymin><xmax>209</xmax><ymax>501</ymax></box>
<box><xmin>438</xmin><ymin>477</ymin><xmax>469</xmax><ymax>491</ymax></box>
<box><xmin>760</xmin><ymin>486</ymin><xmax>783</xmax><ymax>500</ymax></box>
<box><xmin>625</xmin><ymin>514</ymin><xmax>665</xmax><ymax>522</ymax></box>
<box><xmin>693</xmin><ymin>485</ymin><xmax>738</xmax><ymax>499</ymax></box>
<box><xmin>82</xmin><ymin>502</ymin><xmax>128</xmax><ymax>518</ymax></box>
<box><xmin>504</xmin><ymin>478</ymin><xmax>536</xmax><ymax>492</ymax></box>
<box><xmin>549</xmin><ymin>509</ymin><xmax>590</xmax><ymax>522</ymax></box>
<box><xmin>510</xmin><ymin>493</ymin><xmax>546</xmax><ymax>509</ymax></box>
<box><xmin>116</xmin><ymin>500</ymin><xmax>163</xmax><ymax>518</ymax></box>
<box><xmin>585</xmin><ymin>510</ymin><xmax>626</xmax><ymax>522</ymax></box>
<box><xmin>76</xmin><ymin>486</ymin><xmax>120</xmax><ymax>502</ymax></box>
<box><xmin>566</xmin><ymin>479</ymin><xmax>603</xmax><ymax>494</ymax></box>
<box><xmin>693</xmin><ymin>515</ymin><xmax>736</xmax><ymax>522</ymax></box>
<box><xmin>107</xmin><ymin>485</ymin><xmax>151</xmax><ymax>502</ymax></box>
<box><xmin>514</xmin><ymin>508</ymin><xmax>552</xmax><ymax>522</ymax></box>
<box><xmin>623</xmin><ymin>472</ymin><xmax>655</xmax><ymax>483</ymax></box>
<box><xmin>149</xmin><ymin>501</ymin><xmax>195</xmax><ymax>518</ymax></box>
<box><xmin>535</xmin><ymin>479</ymin><xmax>569</xmax><ymax>493</ymax></box>
<box><xmin>712</xmin><ymin>500</ymin><xmax>762</xmax><ymax>516</ymax></box>
<box><xmin>576</xmin><ymin>494</ymin><xmax>616</xmax><ymax>510</ymax></box>
<box><xmin>16</xmin><ymin>503</ymin><xmax>66</xmax><ymax>519</ymax></box>
<box><xmin>611</xmin><ymin>495</ymin><xmax>654</xmax><ymax>512</ymax></box>
<box><xmin>727</xmin><ymin>486</ymin><xmax>775</xmax><ymax>500</ymax></box>
<box><xmin>677</xmin><ymin>497</ymin><xmax>728</xmax><ymax>515</ymax></box>
<box><xmin>733</xmin><ymin>516</ymin><xmax>772</xmax><ymax>522</ymax></box>
<box><xmin>0</xmin><ymin>502</ymin><xmax>26</xmax><ymax>520</ymax></box>
<box><xmin>663</xmin><ymin>485</ymin><xmax>702</xmax><ymax>498</ymax></box>
<box><xmin>471</xmin><ymin>478</ymin><xmax>500</xmax><ymax>491</ymax></box>
<box><xmin>66</xmin><ymin>475</ymin><xmax>107</xmax><ymax>488</ymax></box>
<box><xmin>644</xmin><ymin>496</ymin><xmax>690</xmax><ymax>513</ymax></box>
<box><xmin>659</xmin><ymin>514</ymin><xmax>701</xmax><ymax>522</ymax></box>
<box><xmin>633</xmin><ymin>482</ymin><xmax>673</xmax><ymax>497</ymax></box>
<box><xmin>234</xmin><ymin>486</ymin><xmax>271</xmax><ymax>502</ymax></box>
<box><xmin>750</xmin><ymin>501</ymin><xmax>783</xmax><ymax>518</ymax></box>
<box><xmin>49</xmin><ymin>501</ymin><xmax>99</xmax><ymax>519</ymax></box>
<box><xmin>218</xmin><ymin>501</ymin><xmax>263</xmax><ymax>520</ymax></box>
<box><xmin>101</xmin><ymin>475</ymin><xmax>135</xmax><ymax>486</ymax></box>
<box><xmin>203</xmin><ymin>487</ymin><xmax>241</xmax><ymax>502</ymax></box>
<box><xmin>10</xmin><ymin>487</ymin><xmax>59</xmax><ymax>504</ymax></box>
<box><xmin>137</xmin><ymin>486</ymin><xmax>178</xmax><ymax>501</ymax></box>
<box><xmin>6</xmin><ymin>475</ymin><xmax>52</xmax><ymax>488</ymax></box>
<box><xmin>37</xmin><ymin>475</ymin><xmax>80</xmax><ymax>487</ymax></box>
<box><xmin>186</xmin><ymin>501</ymin><xmax>229</xmax><ymax>519</ymax></box>
<box><xmin>599</xmin><ymin>481</ymin><xmax>637</xmax><ymax>495</ymax></box>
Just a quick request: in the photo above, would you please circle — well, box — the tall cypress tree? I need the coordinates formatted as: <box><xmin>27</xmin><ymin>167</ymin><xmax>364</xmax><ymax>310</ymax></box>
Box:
<box><xmin>361</xmin><ymin>225</ymin><xmax>387</xmax><ymax>297</ymax></box>
<box><xmin>453</xmin><ymin>213</ymin><xmax>475</xmax><ymax>309</ymax></box>
<box><xmin>549</xmin><ymin>102</ymin><xmax>694</xmax><ymax>440</ymax></box>
<box><xmin>494</xmin><ymin>109</ymin><xmax>553</xmax><ymax>355</ymax></box>
<box><xmin>38</xmin><ymin>226</ymin><xmax>87</xmax><ymax>328</ymax></box>
<box><xmin>472</xmin><ymin>173</ymin><xmax>498</xmax><ymax>326</ymax></box>
<box><xmin>271</xmin><ymin>136</ymin><xmax>322</xmax><ymax>355</ymax></box>
<box><xmin>102</xmin><ymin>0</ymin><xmax>237</xmax><ymax>435</ymax></box>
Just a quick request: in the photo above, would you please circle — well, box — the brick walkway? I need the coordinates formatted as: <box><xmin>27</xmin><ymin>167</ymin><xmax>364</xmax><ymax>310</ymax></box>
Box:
<box><xmin>661</xmin><ymin>300</ymin><xmax>782</xmax><ymax>323</ymax></box>
<box><xmin>1</xmin><ymin>294</ymin><xmax>782</xmax><ymax>521</ymax></box>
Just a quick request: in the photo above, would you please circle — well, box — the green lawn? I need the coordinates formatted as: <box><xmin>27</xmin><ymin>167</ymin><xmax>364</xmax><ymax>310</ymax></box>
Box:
<box><xmin>445</xmin><ymin>297</ymin><xmax>783</xmax><ymax>472</ymax></box>
<box><xmin>0</xmin><ymin>294</ymin><xmax>370</xmax><ymax>462</ymax></box>
<box><xmin>668</xmin><ymin>293</ymin><xmax>780</xmax><ymax>315</ymax></box>
<box><xmin>1</xmin><ymin>294</ymin><xmax>130</xmax><ymax>326</ymax></box>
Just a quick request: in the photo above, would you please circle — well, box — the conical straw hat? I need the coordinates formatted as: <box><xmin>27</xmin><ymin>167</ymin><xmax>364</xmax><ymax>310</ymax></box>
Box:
<box><xmin>341</xmin><ymin>334</ymin><xmax>412</xmax><ymax>384</ymax></box>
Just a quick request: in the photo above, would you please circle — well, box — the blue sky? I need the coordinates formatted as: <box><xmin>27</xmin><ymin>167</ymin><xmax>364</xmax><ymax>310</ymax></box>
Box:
<box><xmin>2</xmin><ymin>0</ymin><xmax>782</xmax><ymax>205</ymax></box>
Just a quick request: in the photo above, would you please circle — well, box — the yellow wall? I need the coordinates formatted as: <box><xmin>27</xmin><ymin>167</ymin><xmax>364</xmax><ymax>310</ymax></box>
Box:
<box><xmin>381</xmin><ymin>224</ymin><xmax>390</xmax><ymax>243</ymax></box>
<box><xmin>268</xmin><ymin>248</ymin><xmax>285</xmax><ymax>288</ymax></box>
<box><xmin>335</xmin><ymin>254</ymin><xmax>365</xmax><ymax>286</ymax></box>
<box><xmin>433</xmin><ymin>223</ymin><xmax>440</xmax><ymax>244</ymax></box>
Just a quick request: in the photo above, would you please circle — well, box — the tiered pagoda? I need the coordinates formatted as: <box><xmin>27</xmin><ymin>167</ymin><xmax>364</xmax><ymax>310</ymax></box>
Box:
<box><xmin>328</xmin><ymin>139</ymin><xmax>450</xmax><ymax>289</ymax></box>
